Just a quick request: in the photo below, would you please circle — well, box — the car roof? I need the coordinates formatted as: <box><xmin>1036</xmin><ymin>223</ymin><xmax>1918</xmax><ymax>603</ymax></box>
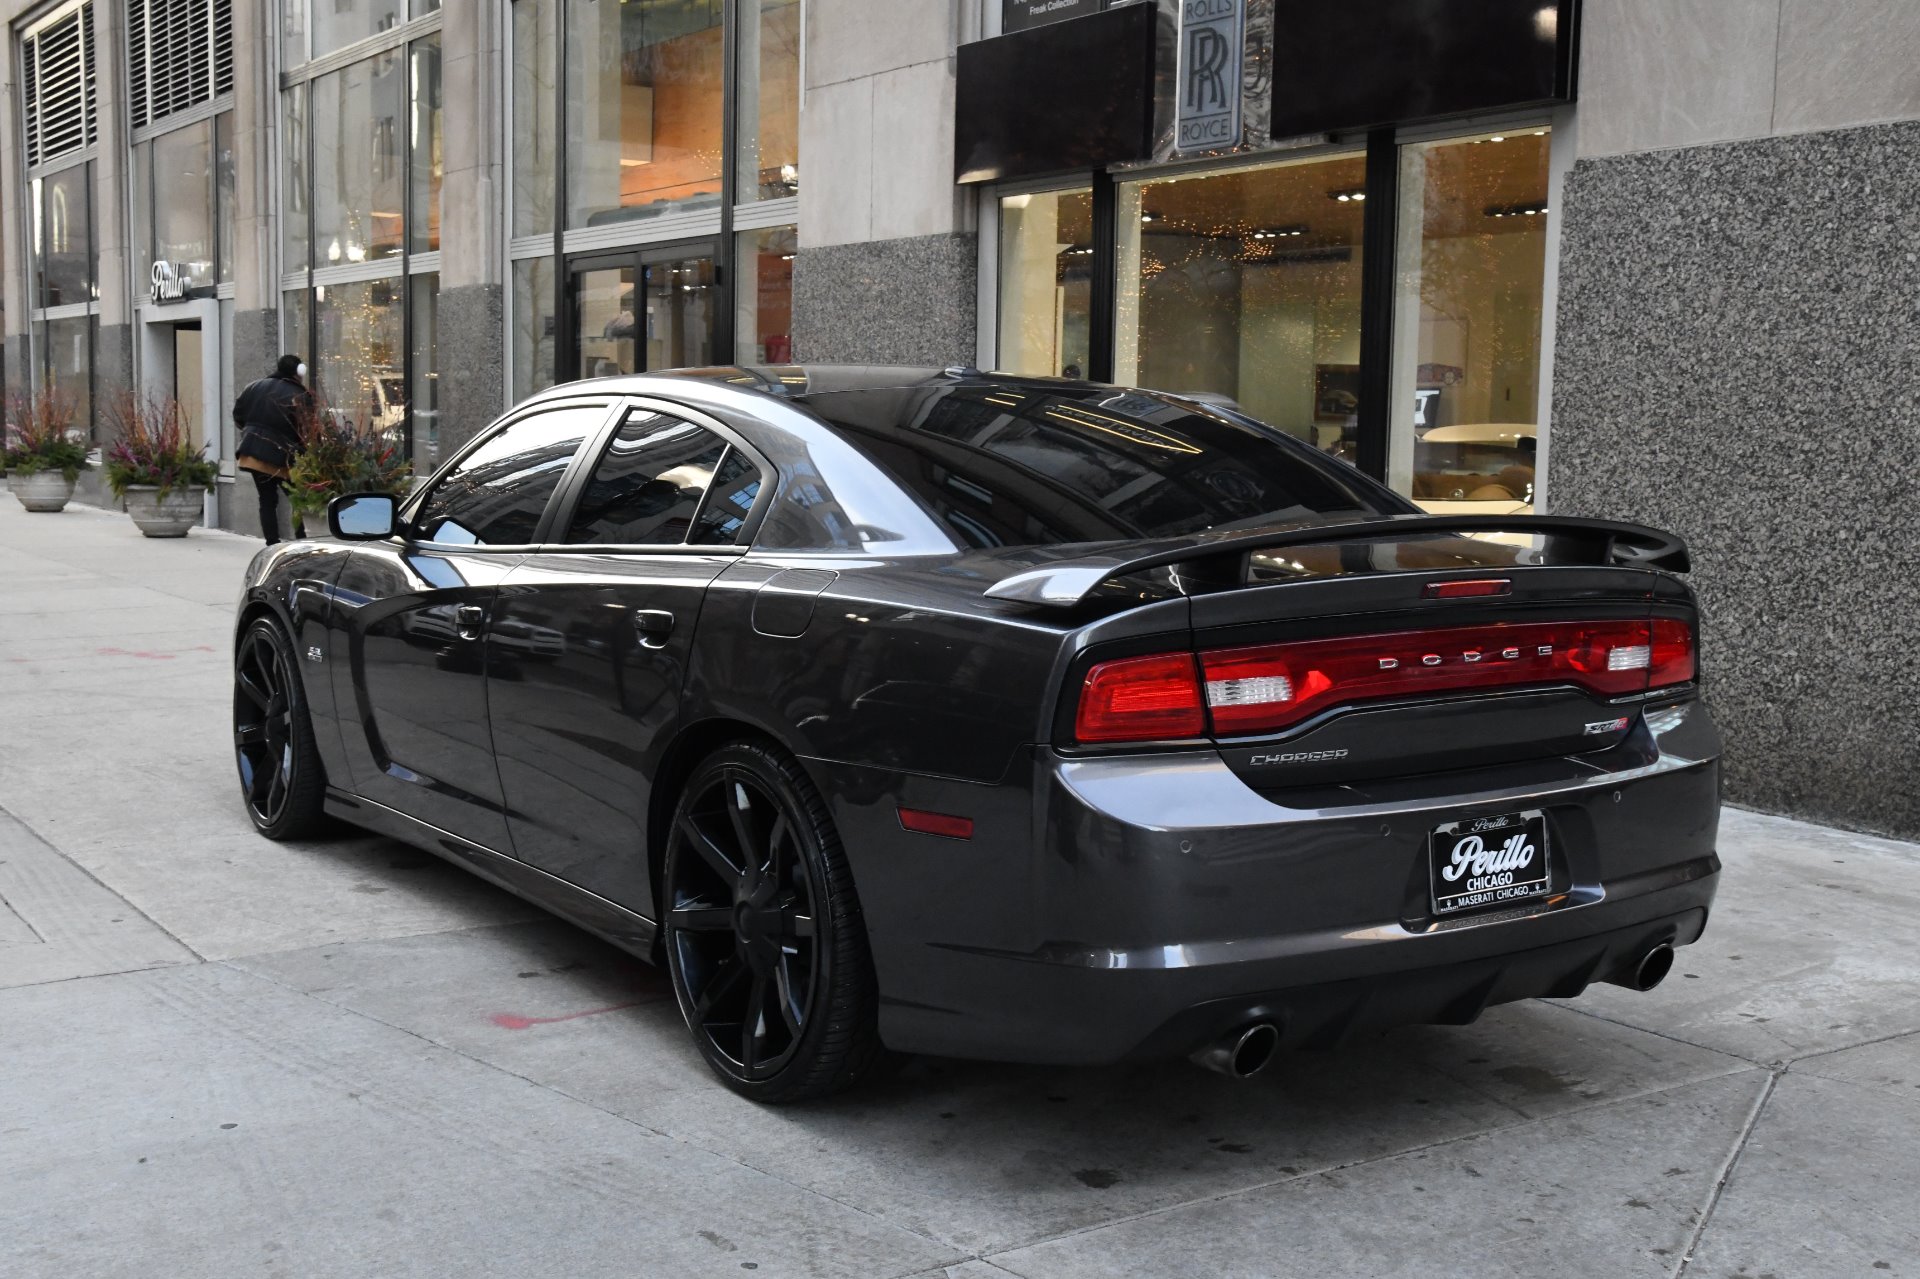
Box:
<box><xmin>514</xmin><ymin>364</ymin><xmax>1098</xmax><ymax>409</ymax></box>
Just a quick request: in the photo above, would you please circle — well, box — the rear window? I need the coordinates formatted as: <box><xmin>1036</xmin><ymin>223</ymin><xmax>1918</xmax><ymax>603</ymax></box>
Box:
<box><xmin>797</xmin><ymin>383</ymin><xmax>1406</xmax><ymax>549</ymax></box>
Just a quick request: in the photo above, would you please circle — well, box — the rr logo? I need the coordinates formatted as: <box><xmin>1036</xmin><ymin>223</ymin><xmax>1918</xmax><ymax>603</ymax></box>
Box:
<box><xmin>1184</xmin><ymin>26</ymin><xmax>1230</xmax><ymax>114</ymax></box>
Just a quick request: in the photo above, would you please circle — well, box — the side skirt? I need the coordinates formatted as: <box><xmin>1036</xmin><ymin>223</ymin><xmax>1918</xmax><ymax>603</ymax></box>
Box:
<box><xmin>324</xmin><ymin>788</ymin><xmax>660</xmax><ymax>961</ymax></box>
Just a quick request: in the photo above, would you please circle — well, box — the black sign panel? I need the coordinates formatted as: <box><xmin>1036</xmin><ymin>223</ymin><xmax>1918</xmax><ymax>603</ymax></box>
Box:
<box><xmin>956</xmin><ymin>4</ymin><xmax>1159</xmax><ymax>184</ymax></box>
<box><xmin>1267</xmin><ymin>0</ymin><xmax>1578</xmax><ymax>140</ymax></box>
<box><xmin>1003</xmin><ymin>0</ymin><xmax>1103</xmax><ymax>33</ymax></box>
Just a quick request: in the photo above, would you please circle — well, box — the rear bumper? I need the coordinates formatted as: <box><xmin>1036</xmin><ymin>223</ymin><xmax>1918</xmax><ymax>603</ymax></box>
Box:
<box><xmin>818</xmin><ymin>699</ymin><xmax>1722</xmax><ymax>1066</ymax></box>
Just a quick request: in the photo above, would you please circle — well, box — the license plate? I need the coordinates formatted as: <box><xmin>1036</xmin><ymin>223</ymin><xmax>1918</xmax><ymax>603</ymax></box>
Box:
<box><xmin>1429</xmin><ymin>810</ymin><xmax>1551</xmax><ymax>916</ymax></box>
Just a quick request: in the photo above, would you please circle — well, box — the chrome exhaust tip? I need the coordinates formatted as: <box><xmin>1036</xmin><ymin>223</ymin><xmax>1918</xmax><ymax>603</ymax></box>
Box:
<box><xmin>1191</xmin><ymin>1022</ymin><xmax>1281</xmax><ymax>1079</ymax></box>
<box><xmin>1609</xmin><ymin>942</ymin><xmax>1676</xmax><ymax>992</ymax></box>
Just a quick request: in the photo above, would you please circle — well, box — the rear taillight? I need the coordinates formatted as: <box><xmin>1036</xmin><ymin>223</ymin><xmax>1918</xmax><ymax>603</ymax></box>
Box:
<box><xmin>1649</xmin><ymin>617</ymin><xmax>1696</xmax><ymax>688</ymax></box>
<box><xmin>1200</xmin><ymin>619</ymin><xmax>1695</xmax><ymax>737</ymax></box>
<box><xmin>1074</xmin><ymin>652</ymin><xmax>1206</xmax><ymax>743</ymax></box>
<box><xmin>1073</xmin><ymin>619</ymin><xmax>1697</xmax><ymax>744</ymax></box>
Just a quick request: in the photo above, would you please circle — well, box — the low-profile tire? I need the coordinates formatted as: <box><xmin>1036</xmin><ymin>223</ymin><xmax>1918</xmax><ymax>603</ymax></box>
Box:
<box><xmin>233</xmin><ymin>616</ymin><xmax>328</xmax><ymax>840</ymax></box>
<box><xmin>662</xmin><ymin>740</ymin><xmax>893</xmax><ymax>1103</ymax></box>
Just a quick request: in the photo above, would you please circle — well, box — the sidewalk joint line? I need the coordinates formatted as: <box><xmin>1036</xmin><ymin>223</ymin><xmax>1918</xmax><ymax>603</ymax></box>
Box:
<box><xmin>0</xmin><ymin>802</ymin><xmax>207</xmax><ymax>963</ymax></box>
<box><xmin>1671</xmin><ymin>1067</ymin><xmax>1778</xmax><ymax>1278</ymax></box>
<box><xmin>1548</xmin><ymin>1000</ymin><xmax>1768</xmax><ymax>1066</ymax></box>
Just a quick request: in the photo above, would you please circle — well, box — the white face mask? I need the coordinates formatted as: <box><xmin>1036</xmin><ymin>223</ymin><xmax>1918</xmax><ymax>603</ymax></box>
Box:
<box><xmin>296</xmin><ymin>363</ymin><xmax>308</xmax><ymax>381</ymax></box>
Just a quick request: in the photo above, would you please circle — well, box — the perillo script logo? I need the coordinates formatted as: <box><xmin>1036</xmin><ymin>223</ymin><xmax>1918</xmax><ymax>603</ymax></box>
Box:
<box><xmin>1440</xmin><ymin>832</ymin><xmax>1537</xmax><ymax>883</ymax></box>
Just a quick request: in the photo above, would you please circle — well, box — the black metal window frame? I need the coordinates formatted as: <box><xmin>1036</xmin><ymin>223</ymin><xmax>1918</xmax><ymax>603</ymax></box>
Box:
<box><xmin>1004</xmin><ymin>128</ymin><xmax>1467</xmax><ymax>488</ymax></box>
<box><xmin>280</xmin><ymin>19</ymin><xmax>443</xmax><ymax>464</ymax></box>
<box><xmin>533</xmin><ymin>0</ymin><xmax>744</xmax><ymax>390</ymax></box>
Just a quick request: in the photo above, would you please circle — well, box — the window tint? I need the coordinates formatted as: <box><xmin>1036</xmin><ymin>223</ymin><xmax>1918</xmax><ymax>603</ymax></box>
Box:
<box><xmin>796</xmin><ymin>384</ymin><xmax>1405</xmax><ymax>550</ymax></box>
<box><xmin>564</xmin><ymin>410</ymin><xmax>729</xmax><ymax>545</ymax></box>
<box><xmin>414</xmin><ymin>405</ymin><xmax>604</xmax><ymax>545</ymax></box>
<box><xmin>691</xmin><ymin>448</ymin><xmax>761</xmax><ymax>546</ymax></box>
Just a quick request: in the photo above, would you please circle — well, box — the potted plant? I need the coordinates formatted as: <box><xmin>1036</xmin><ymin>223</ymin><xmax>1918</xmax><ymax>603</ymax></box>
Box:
<box><xmin>103</xmin><ymin>390</ymin><xmax>220</xmax><ymax>537</ymax></box>
<box><xmin>286</xmin><ymin>400</ymin><xmax>414</xmax><ymax>533</ymax></box>
<box><xmin>4</xmin><ymin>385</ymin><xmax>89</xmax><ymax>512</ymax></box>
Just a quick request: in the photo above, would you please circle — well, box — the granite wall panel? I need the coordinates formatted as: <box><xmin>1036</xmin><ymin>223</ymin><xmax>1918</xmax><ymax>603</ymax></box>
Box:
<box><xmin>439</xmin><ymin>283</ymin><xmax>505</xmax><ymax>458</ymax></box>
<box><xmin>227</xmin><ymin>308</ymin><xmax>282</xmax><ymax>536</ymax></box>
<box><xmin>1550</xmin><ymin>121</ymin><xmax>1920</xmax><ymax>839</ymax></box>
<box><xmin>791</xmin><ymin>233</ymin><xmax>978</xmax><ymax>365</ymax></box>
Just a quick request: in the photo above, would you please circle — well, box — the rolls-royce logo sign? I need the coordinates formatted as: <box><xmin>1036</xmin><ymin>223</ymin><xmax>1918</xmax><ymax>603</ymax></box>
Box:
<box><xmin>150</xmin><ymin>260</ymin><xmax>188</xmax><ymax>304</ymax></box>
<box><xmin>1176</xmin><ymin>0</ymin><xmax>1244</xmax><ymax>153</ymax></box>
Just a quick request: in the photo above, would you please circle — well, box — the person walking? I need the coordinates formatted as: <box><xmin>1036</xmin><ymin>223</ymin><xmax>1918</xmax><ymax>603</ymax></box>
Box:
<box><xmin>234</xmin><ymin>355</ymin><xmax>313</xmax><ymax>545</ymax></box>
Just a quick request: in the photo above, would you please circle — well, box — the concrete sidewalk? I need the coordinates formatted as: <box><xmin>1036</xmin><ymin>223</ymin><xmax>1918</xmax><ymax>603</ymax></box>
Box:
<box><xmin>1</xmin><ymin>497</ymin><xmax>1916</xmax><ymax>1279</ymax></box>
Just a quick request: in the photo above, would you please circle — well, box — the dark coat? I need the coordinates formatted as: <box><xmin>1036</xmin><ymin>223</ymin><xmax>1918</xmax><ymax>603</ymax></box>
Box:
<box><xmin>233</xmin><ymin>376</ymin><xmax>312</xmax><ymax>478</ymax></box>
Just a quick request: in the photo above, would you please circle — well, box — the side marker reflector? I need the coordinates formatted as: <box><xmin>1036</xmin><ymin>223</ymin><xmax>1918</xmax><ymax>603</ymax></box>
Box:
<box><xmin>898</xmin><ymin>807</ymin><xmax>975</xmax><ymax>840</ymax></box>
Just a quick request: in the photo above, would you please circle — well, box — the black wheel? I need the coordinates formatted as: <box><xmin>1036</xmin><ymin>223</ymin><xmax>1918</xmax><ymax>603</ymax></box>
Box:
<box><xmin>662</xmin><ymin>741</ymin><xmax>892</xmax><ymax>1102</ymax></box>
<box><xmin>233</xmin><ymin>616</ymin><xmax>327</xmax><ymax>840</ymax></box>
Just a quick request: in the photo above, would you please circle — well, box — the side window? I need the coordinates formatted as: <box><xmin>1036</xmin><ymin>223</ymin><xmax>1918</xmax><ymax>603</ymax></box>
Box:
<box><xmin>564</xmin><ymin>410</ymin><xmax>737</xmax><ymax>545</ymax></box>
<box><xmin>691</xmin><ymin>449</ymin><xmax>761</xmax><ymax>546</ymax></box>
<box><xmin>414</xmin><ymin>405</ymin><xmax>606</xmax><ymax>545</ymax></box>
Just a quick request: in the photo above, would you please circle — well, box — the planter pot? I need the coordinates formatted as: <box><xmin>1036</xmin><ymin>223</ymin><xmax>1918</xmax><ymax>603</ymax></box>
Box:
<box><xmin>122</xmin><ymin>485</ymin><xmax>207</xmax><ymax>538</ymax></box>
<box><xmin>10</xmin><ymin>471</ymin><xmax>76</xmax><ymax>512</ymax></box>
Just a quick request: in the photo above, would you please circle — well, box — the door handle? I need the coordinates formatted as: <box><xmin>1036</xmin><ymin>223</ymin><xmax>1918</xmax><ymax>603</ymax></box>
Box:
<box><xmin>455</xmin><ymin>604</ymin><xmax>487</xmax><ymax>641</ymax></box>
<box><xmin>633</xmin><ymin>609</ymin><xmax>675</xmax><ymax>649</ymax></box>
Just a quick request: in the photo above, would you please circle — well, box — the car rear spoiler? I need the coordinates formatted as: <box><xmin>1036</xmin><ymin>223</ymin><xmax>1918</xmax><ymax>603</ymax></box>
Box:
<box><xmin>981</xmin><ymin>514</ymin><xmax>1691</xmax><ymax>608</ymax></box>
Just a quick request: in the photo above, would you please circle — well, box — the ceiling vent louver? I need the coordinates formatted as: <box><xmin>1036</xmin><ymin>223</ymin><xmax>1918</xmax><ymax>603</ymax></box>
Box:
<box><xmin>127</xmin><ymin>0</ymin><xmax>233</xmax><ymax>131</ymax></box>
<box><xmin>23</xmin><ymin>6</ymin><xmax>95</xmax><ymax>168</ymax></box>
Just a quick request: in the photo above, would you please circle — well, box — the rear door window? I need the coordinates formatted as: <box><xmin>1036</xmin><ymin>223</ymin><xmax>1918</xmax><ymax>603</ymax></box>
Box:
<box><xmin>414</xmin><ymin>405</ymin><xmax>608</xmax><ymax>545</ymax></box>
<box><xmin>563</xmin><ymin>409</ymin><xmax>737</xmax><ymax>546</ymax></box>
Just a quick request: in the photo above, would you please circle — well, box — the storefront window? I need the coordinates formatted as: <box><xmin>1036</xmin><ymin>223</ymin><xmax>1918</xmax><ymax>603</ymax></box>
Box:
<box><xmin>34</xmin><ymin>166</ymin><xmax>93</xmax><ymax>308</ymax></box>
<box><xmin>997</xmin><ymin>187</ymin><xmax>1092</xmax><ymax>378</ymax></box>
<box><xmin>1391</xmin><ymin>129</ymin><xmax>1551</xmax><ymax>512</ymax></box>
<box><xmin>284</xmin><ymin>289</ymin><xmax>311</xmax><ymax>366</ymax></box>
<box><xmin>312</xmin><ymin>52</ymin><xmax>408</xmax><ymax>266</ymax></box>
<box><xmin>735</xmin><ymin>0</ymin><xmax>800</xmax><ymax>201</ymax></box>
<box><xmin>410</xmin><ymin>272</ymin><xmax>440</xmax><ymax>469</ymax></box>
<box><xmin>410</xmin><ymin>35</ymin><xmax>443</xmax><ymax>252</ymax></box>
<box><xmin>512</xmin><ymin>0</ymin><xmax>559</xmax><ymax>238</ymax></box>
<box><xmin>282</xmin><ymin>86</ymin><xmax>310</xmax><ymax>273</ymax></box>
<box><xmin>153</xmin><ymin>119</ymin><xmax>217</xmax><ymax>295</ymax></box>
<box><xmin>1115</xmin><ymin>152</ymin><xmax>1367</xmax><ymax>459</ymax></box>
<box><xmin>734</xmin><ymin>226</ymin><xmax>795</xmax><ymax>363</ymax></box>
<box><xmin>513</xmin><ymin>256</ymin><xmax>557</xmax><ymax>401</ymax></box>
<box><xmin>314</xmin><ymin>279</ymin><xmax>406</xmax><ymax>442</ymax></box>
<box><xmin>44</xmin><ymin>315</ymin><xmax>93</xmax><ymax>436</ymax></box>
<box><xmin>282</xmin><ymin>1</ymin><xmax>307</xmax><ymax>67</ymax></box>
<box><xmin>310</xmin><ymin>0</ymin><xmax>406</xmax><ymax>61</ymax></box>
<box><xmin>566</xmin><ymin>0</ymin><xmax>724</xmax><ymax>227</ymax></box>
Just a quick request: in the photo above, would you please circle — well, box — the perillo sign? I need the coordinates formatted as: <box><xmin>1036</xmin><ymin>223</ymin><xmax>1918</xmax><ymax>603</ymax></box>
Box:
<box><xmin>149</xmin><ymin>260</ymin><xmax>189</xmax><ymax>304</ymax></box>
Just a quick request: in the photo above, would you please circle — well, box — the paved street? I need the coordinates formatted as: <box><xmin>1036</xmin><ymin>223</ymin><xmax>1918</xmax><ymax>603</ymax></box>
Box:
<box><xmin>1</xmin><ymin>496</ymin><xmax>1916</xmax><ymax>1279</ymax></box>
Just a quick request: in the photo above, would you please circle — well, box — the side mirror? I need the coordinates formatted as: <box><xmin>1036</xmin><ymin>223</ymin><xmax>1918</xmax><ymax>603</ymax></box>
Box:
<box><xmin>328</xmin><ymin>492</ymin><xmax>400</xmax><ymax>540</ymax></box>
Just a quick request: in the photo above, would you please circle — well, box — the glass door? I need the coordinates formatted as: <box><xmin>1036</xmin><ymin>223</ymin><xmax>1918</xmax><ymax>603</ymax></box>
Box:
<box><xmin>641</xmin><ymin>249</ymin><xmax>715</xmax><ymax>371</ymax></box>
<box><xmin>171</xmin><ymin>323</ymin><xmax>206</xmax><ymax>452</ymax></box>
<box><xmin>572</xmin><ymin>257</ymin><xmax>638</xmax><ymax>380</ymax></box>
<box><xmin>566</xmin><ymin>243</ymin><xmax>715</xmax><ymax>383</ymax></box>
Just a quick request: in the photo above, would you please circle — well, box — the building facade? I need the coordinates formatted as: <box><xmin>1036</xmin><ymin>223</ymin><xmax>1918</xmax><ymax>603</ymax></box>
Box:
<box><xmin>2</xmin><ymin>0</ymin><xmax>1914</xmax><ymax>840</ymax></box>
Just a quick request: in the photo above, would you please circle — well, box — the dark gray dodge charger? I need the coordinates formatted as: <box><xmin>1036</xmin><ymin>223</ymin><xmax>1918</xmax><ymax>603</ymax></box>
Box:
<box><xmin>232</xmin><ymin>366</ymin><xmax>1720</xmax><ymax>1101</ymax></box>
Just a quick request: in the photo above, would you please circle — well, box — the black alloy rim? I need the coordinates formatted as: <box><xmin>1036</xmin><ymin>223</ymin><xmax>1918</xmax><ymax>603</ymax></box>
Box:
<box><xmin>667</xmin><ymin>769</ymin><xmax>820</xmax><ymax>1080</ymax></box>
<box><xmin>233</xmin><ymin>629</ymin><xmax>295</xmax><ymax>825</ymax></box>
